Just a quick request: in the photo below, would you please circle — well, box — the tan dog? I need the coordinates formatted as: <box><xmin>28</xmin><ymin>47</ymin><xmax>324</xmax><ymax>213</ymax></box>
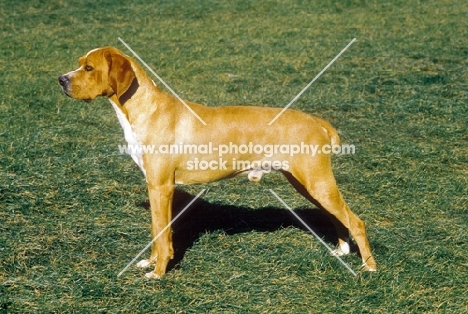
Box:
<box><xmin>59</xmin><ymin>47</ymin><xmax>376</xmax><ymax>278</ymax></box>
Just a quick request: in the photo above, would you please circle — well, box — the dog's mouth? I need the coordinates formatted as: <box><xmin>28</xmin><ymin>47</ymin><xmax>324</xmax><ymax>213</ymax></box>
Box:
<box><xmin>60</xmin><ymin>89</ymin><xmax>92</xmax><ymax>103</ymax></box>
<box><xmin>60</xmin><ymin>87</ymin><xmax>71</xmax><ymax>97</ymax></box>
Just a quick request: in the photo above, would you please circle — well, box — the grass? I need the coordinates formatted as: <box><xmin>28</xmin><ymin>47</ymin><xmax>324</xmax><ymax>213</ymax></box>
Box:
<box><xmin>1</xmin><ymin>0</ymin><xmax>467</xmax><ymax>312</ymax></box>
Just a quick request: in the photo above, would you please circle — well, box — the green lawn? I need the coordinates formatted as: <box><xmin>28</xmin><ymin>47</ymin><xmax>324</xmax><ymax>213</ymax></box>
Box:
<box><xmin>1</xmin><ymin>0</ymin><xmax>467</xmax><ymax>312</ymax></box>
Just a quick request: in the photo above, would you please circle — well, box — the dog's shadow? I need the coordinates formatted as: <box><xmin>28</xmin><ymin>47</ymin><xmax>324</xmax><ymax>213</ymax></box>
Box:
<box><xmin>140</xmin><ymin>189</ymin><xmax>349</xmax><ymax>272</ymax></box>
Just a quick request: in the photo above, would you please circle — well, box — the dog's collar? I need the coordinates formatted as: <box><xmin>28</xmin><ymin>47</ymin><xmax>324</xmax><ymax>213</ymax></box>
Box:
<box><xmin>119</xmin><ymin>78</ymin><xmax>139</xmax><ymax>105</ymax></box>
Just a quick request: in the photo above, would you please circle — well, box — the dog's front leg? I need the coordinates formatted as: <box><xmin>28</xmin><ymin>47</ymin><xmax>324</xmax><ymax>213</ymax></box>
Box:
<box><xmin>142</xmin><ymin>182</ymin><xmax>175</xmax><ymax>279</ymax></box>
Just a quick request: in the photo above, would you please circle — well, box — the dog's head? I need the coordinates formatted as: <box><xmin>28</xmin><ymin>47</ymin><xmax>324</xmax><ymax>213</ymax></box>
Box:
<box><xmin>58</xmin><ymin>47</ymin><xmax>136</xmax><ymax>103</ymax></box>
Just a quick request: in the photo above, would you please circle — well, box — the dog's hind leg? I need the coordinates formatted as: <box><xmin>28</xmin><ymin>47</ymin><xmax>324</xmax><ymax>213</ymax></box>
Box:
<box><xmin>282</xmin><ymin>169</ymin><xmax>376</xmax><ymax>271</ymax></box>
<box><xmin>282</xmin><ymin>171</ymin><xmax>350</xmax><ymax>256</ymax></box>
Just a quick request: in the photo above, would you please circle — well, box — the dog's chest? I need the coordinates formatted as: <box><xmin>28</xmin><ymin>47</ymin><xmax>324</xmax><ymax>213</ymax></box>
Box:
<box><xmin>110</xmin><ymin>100</ymin><xmax>147</xmax><ymax>178</ymax></box>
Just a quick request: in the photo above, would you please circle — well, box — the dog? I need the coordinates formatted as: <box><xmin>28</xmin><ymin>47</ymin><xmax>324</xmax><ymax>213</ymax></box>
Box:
<box><xmin>59</xmin><ymin>47</ymin><xmax>376</xmax><ymax>278</ymax></box>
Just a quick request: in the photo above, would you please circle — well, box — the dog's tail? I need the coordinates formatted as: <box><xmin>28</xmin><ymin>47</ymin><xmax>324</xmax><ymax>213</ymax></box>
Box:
<box><xmin>319</xmin><ymin>119</ymin><xmax>340</xmax><ymax>147</ymax></box>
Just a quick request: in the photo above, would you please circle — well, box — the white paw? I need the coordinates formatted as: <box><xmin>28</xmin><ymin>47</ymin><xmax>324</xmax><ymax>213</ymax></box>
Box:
<box><xmin>248</xmin><ymin>170</ymin><xmax>264</xmax><ymax>183</ymax></box>
<box><xmin>136</xmin><ymin>259</ymin><xmax>151</xmax><ymax>268</ymax></box>
<box><xmin>145</xmin><ymin>271</ymin><xmax>161</xmax><ymax>279</ymax></box>
<box><xmin>330</xmin><ymin>242</ymin><xmax>350</xmax><ymax>256</ymax></box>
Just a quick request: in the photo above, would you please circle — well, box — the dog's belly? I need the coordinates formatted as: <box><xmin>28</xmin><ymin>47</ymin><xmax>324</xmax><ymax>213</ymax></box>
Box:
<box><xmin>173</xmin><ymin>154</ymin><xmax>287</xmax><ymax>184</ymax></box>
<box><xmin>174</xmin><ymin>168</ymin><xmax>248</xmax><ymax>184</ymax></box>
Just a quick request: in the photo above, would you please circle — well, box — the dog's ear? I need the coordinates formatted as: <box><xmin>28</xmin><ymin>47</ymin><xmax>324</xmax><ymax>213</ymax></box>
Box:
<box><xmin>105</xmin><ymin>49</ymin><xmax>136</xmax><ymax>100</ymax></box>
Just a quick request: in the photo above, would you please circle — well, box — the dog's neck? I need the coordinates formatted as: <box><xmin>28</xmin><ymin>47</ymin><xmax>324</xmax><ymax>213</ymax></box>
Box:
<box><xmin>108</xmin><ymin>59</ymin><xmax>181</xmax><ymax>130</ymax></box>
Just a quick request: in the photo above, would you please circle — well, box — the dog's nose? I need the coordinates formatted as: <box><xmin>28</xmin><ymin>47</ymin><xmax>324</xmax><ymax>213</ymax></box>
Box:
<box><xmin>58</xmin><ymin>75</ymin><xmax>69</xmax><ymax>86</ymax></box>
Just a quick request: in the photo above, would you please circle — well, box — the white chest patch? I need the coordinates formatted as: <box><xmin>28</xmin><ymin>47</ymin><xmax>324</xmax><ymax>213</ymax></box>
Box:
<box><xmin>110</xmin><ymin>100</ymin><xmax>147</xmax><ymax>178</ymax></box>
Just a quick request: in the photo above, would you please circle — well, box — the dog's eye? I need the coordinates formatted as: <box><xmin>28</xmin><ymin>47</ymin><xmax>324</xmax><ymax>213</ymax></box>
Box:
<box><xmin>84</xmin><ymin>65</ymin><xmax>93</xmax><ymax>72</ymax></box>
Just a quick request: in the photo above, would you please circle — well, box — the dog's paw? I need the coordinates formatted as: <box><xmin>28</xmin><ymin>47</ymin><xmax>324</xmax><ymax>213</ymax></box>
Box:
<box><xmin>248</xmin><ymin>170</ymin><xmax>264</xmax><ymax>183</ymax></box>
<box><xmin>136</xmin><ymin>259</ymin><xmax>151</xmax><ymax>268</ymax></box>
<box><xmin>361</xmin><ymin>263</ymin><xmax>377</xmax><ymax>272</ymax></box>
<box><xmin>330</xmin><ymin>242</ymin><xmax>350</xmax><ymax>256</ymax></box>
<box><xmin>145</xmin><ymin>271</ymin><xmax>161</xmax><ymax>279</ymax></box>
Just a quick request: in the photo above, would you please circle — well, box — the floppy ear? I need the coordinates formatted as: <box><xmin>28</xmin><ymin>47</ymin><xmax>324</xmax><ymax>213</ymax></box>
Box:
<box><xmin>105</xmin><ymin>50</ymin><xmax>136</xmax><ymax>100</ymax></box>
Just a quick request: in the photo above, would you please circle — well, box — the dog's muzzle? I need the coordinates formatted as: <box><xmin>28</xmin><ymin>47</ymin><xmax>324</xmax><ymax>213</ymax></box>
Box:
<box><xmin>58</xmin><ymin>75</ymin><xmax>91</xmax><ymax>102</ymax></box>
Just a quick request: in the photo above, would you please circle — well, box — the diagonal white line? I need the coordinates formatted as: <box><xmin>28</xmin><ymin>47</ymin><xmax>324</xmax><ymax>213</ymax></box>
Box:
<box><xmin>268</xmin><ymin>189</ymin><xmax>357</xmax><ymax>276</ymax></box>
<box><xmin>117</xmin><ymin>189</ymin><xmax>206</xmax><ymax>277</ymax></box>
<box><xmin>118</xmin><ymin>37</ymin><xmax>207</xmax><ymax>126</ymax></box>
<box><xmin>268</xmin><ymin>38</ymin><xmax>356</xmax><ymax>125</ymax></box>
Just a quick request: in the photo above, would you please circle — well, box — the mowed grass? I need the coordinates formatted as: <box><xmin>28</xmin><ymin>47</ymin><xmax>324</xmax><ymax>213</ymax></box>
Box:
<box><xmin>1</xmin><ymin>0</ymin><xmax>467</xmax><ymax>312</ymax></box>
